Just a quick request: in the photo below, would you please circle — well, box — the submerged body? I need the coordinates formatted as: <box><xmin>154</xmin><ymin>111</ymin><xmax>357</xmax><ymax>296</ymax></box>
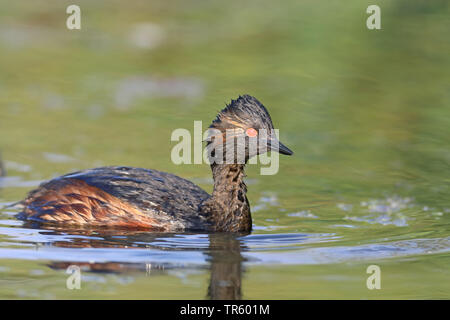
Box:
<box><xmin>18</xmin><ymin>95</ymin><xmax>292</xmax><ymax>232</ymax></box>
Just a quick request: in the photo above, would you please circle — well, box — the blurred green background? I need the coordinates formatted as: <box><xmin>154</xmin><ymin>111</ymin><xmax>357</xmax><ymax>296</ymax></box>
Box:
<box><xmin>0</xmin><ymin>0</ymin><xmax>449</xmax><ymax>299</ymax></box>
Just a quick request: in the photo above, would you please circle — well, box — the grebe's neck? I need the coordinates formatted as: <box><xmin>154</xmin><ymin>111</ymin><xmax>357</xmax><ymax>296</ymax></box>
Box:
<box><xmin>201</xmin><ymin>163</ymin><xmax>251</xmax><ymax>232</ymax></box>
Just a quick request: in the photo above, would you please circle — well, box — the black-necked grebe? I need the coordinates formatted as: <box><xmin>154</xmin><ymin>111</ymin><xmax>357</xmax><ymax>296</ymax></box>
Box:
<box><xmin>17</xmin><ymin>95</ymin><xmax>293</xmax><ymax>232</ymax></box>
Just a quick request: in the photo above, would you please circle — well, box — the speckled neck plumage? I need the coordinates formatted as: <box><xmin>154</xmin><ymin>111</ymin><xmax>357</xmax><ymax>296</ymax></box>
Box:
<box><xmin>200</xmin><ymin>163</ymin><xmax>251</xmax><ymax>232</ymax></box>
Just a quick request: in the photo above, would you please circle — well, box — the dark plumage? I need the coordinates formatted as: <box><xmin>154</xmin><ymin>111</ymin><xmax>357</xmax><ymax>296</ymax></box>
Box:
<box><xmin>17</xmin><ymin>95</ymin><xmax>293</xmax><ymax>232</ymax></box>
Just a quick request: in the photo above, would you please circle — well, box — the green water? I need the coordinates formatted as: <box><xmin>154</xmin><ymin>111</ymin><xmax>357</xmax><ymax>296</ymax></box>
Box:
<box><xmin>0</xmin><ymin>0</ymin><xmax>449</xmax><ymax>299</ymax></box>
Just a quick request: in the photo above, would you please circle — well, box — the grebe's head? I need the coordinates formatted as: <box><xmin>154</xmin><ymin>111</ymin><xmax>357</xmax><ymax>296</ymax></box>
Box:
<box><xmin>206</xmin><ymin>95</ymin><xmax>293</xmax><ymax>164</ymax></box>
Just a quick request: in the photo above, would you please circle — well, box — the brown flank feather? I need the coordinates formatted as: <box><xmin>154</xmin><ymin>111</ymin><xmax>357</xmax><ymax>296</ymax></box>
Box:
<box><xmin>22</xmin><ymin>179</ymin><xmax>167</xmax><ymax>231</ymax></box>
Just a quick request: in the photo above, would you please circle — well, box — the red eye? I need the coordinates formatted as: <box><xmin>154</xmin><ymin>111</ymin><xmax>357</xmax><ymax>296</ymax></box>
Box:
<box><xmin>245</xmin><ymin>128</ymin><xmax>258</xmax><ymax>137</ymax></box>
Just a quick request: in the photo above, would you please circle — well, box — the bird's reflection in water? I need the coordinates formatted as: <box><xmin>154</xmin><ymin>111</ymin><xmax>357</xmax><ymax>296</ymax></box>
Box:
<box><xmin>206</xmin><ymin>233</ymin><xmax>245</xmax><ymax>300</ymax></box>
<box><xmin>32</xmin><ymin>224</ymin><xmax>246</xmax><ymax>299</ymax></box>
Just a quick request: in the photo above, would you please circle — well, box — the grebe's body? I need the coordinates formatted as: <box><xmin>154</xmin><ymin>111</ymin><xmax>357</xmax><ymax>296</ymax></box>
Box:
<box><xmin>18</xmin><ymin>95</ymin><xmax>292</xmax><ymax>232</ymax></box>
<box><xmin>19</xmin><ymin>166</ymin><xmax>211</xmax><ymax>231</ymax></box>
